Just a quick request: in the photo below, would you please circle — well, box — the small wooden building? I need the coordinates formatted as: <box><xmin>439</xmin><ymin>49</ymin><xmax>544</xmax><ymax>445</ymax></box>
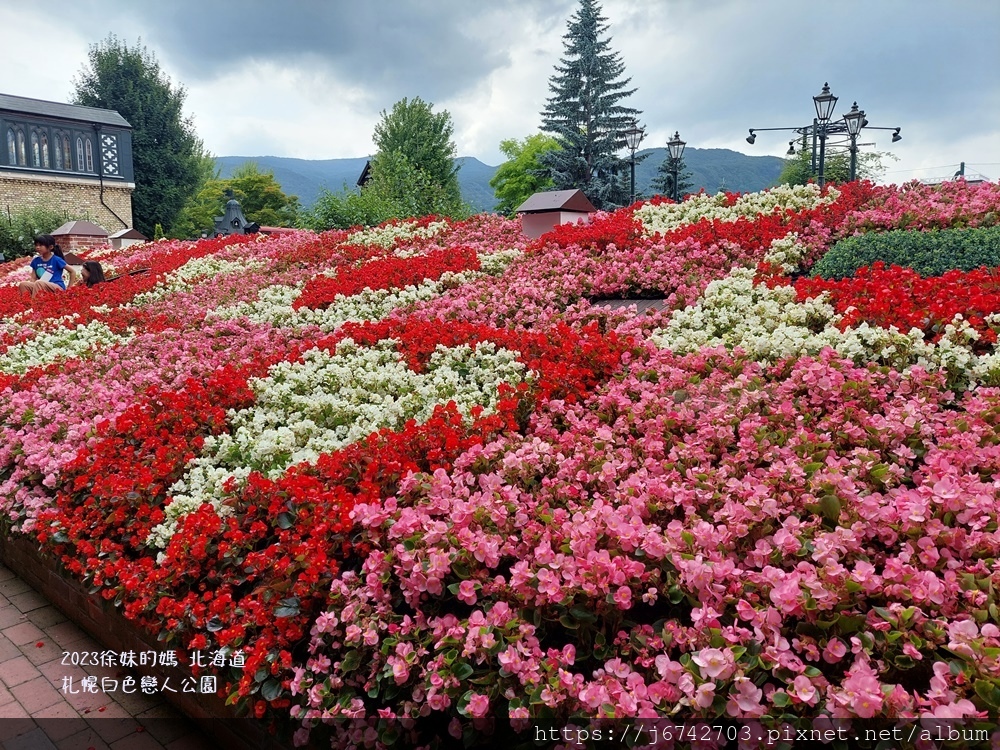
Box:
<box><xmin>51</xmin><ymin>219</ymin><xmax>109</xmax><ymax>252</ymax></box>
<box><xmin>515</xmin><ymin>189</ymin><xmax>596</xmax><ymax>239</ymax></box>
<box><xmin>109</xmin><ymin>227</ymin><xmax>147</xmax><ymax>250</ymax></box>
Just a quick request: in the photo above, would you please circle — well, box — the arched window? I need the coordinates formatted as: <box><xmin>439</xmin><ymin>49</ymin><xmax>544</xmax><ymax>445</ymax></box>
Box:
<box><xmin>76</xmin><ymin>136</ymin><xmax>84</xmax><ymax>170</ymax></box>
<box><xmin>39</xmin><ymin>132</ymin><xmax>49</xmax><ymax>168</ymax></box>
<box><xmin>54</xmin><ymin>133</ymin><xmax>62</xmax><ymax>170</ymax></box>
<box><xmin>5</xmin><ymin>129</ymin><xmax>13</xmax><ymax>165</ymax></box>
<box><xmin>62</xmin><ymin>134</ymin><xmax>71</xmax><ymax>170</ymax></box>
<box><xmin>84</xmin><ymin>138</ymin><xmax>94</xmax><ymax>172</ymax></box>
<box><xmin>16</xmin><ymin>129</ymin><xmax>26</xmax><ymax>166</ymax></box>
<box><xmin>30</xmin><ymin>132</ymin><xmax>40</xmax><ymax>167</ymax></box>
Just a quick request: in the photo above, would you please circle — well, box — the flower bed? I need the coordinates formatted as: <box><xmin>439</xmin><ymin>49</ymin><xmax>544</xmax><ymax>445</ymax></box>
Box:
<box><xmin>3</xmin><ymin>183</ymin><xmax>1000</xmax><ymax>745</ymax></box>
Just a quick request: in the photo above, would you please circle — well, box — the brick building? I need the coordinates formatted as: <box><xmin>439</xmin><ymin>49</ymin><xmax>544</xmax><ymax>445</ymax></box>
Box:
<box><xmin>1</xmin><ymin>93</ymin><xmax>134</xmax><ymax>232</ymax></box>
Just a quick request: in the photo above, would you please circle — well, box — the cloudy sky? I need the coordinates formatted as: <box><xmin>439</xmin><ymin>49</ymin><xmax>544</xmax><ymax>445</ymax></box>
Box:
<box><xmin>3</xmin><ymin>0</ymin><xmax>998</xmax><ymax>183</ymax></box>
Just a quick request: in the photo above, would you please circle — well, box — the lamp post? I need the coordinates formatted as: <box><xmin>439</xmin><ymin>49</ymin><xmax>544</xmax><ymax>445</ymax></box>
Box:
<box><xmin>623</xmin><ymin>122</ymin><xmax>645</xmax><ymax>205</ymax></box>
<box><xmin>667</xmin><ymin>131</ymin><xmax>686</xmax><ymax>202</ymax></box>
<box><xmin>842</xmin><ymin>101</ymin><xmax>865</xmax><ymax>182</ymax></box>
<box><xmin>812</xmin><ymin>82</ymin><xmax>838</xmax><ymax>188</ymax></box>
<box><xmin>745</xmin><ymin>83</ymin><xmax>901</xmax><ymax>186</ymax></box>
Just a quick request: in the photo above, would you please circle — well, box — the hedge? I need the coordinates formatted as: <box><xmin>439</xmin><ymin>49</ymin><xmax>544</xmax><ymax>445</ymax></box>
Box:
<box><xmin>812</xmin><ymin>225</ymin><xmax>1000</xmax><ymax>279</ymax></box>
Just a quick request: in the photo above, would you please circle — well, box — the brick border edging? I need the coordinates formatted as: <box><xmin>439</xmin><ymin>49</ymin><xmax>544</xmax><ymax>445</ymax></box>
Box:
<box><xmin>0</xmin><ymin>533</ymin><xmax>290</xmax><ymax>750</ymax></box>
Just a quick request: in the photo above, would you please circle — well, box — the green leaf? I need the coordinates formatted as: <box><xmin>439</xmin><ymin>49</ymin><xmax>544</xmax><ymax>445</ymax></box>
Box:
<box><xmin>819</xmin><ymin>494</ymin><xmax>841</xmax><ymax>522</ymax></box>
<box><xmin>260</xmin><ymin>679</ymin><xmax>283</xmax><ymax>702</ymax></box>
<box><xmin>341</xmin><ymin>650</ymin><xmax>362</xmax><ymax>673</ymax></box>
<box><xmin>273</xmin><ymin>597</ymin><xmax>300</xmax><ymax>618</ymax></box>
<box><xmin>276</xmin><ymin>512</ymin><xmax>294</xmax><ymax>530</ymax></box>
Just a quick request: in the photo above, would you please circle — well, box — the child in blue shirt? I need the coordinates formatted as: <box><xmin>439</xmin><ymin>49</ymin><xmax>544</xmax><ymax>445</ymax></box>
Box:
<box><xmin>18</xmin><ymin>235</ymin><xmax>71</xmax><ymax>297</ymax></box>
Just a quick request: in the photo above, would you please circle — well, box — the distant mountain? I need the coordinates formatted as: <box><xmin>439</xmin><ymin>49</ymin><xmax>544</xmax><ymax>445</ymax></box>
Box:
<box><xmin>633</xmin><ymin>147</ymin><xmax>785</xmax><ymax>198</ymax></box>
<box><xmin>215</xmin><ymin>148</ymin><xmax>786</xmax><ymax>214</ymax></box>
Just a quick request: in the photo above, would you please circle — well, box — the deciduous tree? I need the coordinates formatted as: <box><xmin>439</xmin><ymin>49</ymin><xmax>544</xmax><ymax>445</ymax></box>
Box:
<box><xmin>372</xmin><ymin>97</ymin><xmax>463</xmax><ymax>214</ymax></box>
<box><xmin>489</xmin><ymin>134</ymin><xmax>560</xmax><ymax>216</ymax></box>
<box><xmin>73</xmin><ymin>36</ymin><xmax>209</xmax><ymax>237</ymax></box>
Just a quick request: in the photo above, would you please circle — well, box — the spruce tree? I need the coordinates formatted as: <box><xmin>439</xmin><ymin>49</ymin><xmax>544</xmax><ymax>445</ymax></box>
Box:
<box><xmin>652</xmin><ymin>153</ymin><xmax>694</xmax><ymax>199</ymax></box>
<box><xmin>538</xmin><ymin>0</ymin><xmax>640</xmax><ymax>210</ymax></box>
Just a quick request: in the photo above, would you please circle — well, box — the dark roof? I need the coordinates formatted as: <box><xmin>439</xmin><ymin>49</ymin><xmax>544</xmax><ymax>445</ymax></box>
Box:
<box><xmin>515</xmin><ymin>189</ymin><xmax>597</xmax><ymax>214</ymax></box>
<box><xmin>109</xmin><ymin>228</ymin><xmax>147</xmax><ymax>240</ymax></box>
<box><xmin>0</xmin><ymin>93</ymin><xmax>131</xmax><ymax>129</ymax></box>
<box><xmin>51</xmin><ymin>220</ymin><xmax>109</xmax><ymax>237</ymax></box>
<box><xmin>357</xmin><ymin>160</ymin><xmax>372</xmax><ymax>187</ymax></box>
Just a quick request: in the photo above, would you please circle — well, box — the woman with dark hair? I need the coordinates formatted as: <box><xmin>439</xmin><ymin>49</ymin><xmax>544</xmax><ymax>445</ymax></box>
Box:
<box><xmin>18</xmin><ymin>235</ymin><xmax>70</xmax><ymax>297</ymax></box>
<box><xmin>80</xmin><ymin>261</ymin><xmax>106</xmax><ymax>287</ymax></box>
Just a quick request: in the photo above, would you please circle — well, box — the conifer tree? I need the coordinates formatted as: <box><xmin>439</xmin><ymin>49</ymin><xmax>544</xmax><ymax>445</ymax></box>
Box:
<box><xmin>538</xmin><ymin>0</ymin><xmax>640</xmax><ymax>210</ymax></box>
<box><xmin>652</xmin><ymin>153</ymin><xmax>694</xmax><ymax>199</ymax></box>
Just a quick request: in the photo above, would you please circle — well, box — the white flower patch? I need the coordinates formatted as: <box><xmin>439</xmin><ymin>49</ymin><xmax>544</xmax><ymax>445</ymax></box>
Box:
<box><xmin>478</xmin><ymin>249</ymin><xmax>523</xmax><ymax>276</ymax></box>
<box><xmin>147</xmin><ymin>337</ymin><xmax>528</xmax><ymax>549</ymax></box>
<box><xmin>209</xmin><ymin>271</ymin><xmax>482</xmax><ymax>331</ymax></box>
<box><xmin>651</xmin><ymin>268</ymin><xmax>845</xmax><ymax>361</ymax></box>
<box><xmin>348</xmin><ymin>219</ymin><xmax>450</xmax><ymax>249</ymax></box>
<box><xmin>0</xmin><ymin>320</ymin><xmax>132</xmax><ymax>374</ymax></box>
<box><xmin>762</xmin><ymin>234</ymin><xmax>811</xmax><ymax>274</ymax></box>
<box><xmin>130</xmin><ymin>256</ymin><xmax>266</xmax><ymax>306</ymax></box>
<box><xmin>651</xmin><ymin>266</ymin><xmax>1000</xmax><ymax>386</ymax></box>
<box><xmin>635</xmin><ymin>184</ymin><xmax>838</xmax><ymax>236</ymax></box>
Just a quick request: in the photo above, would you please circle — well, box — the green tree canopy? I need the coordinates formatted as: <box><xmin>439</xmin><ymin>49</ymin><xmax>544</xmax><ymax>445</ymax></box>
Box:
<box><xmin>538</xmin><ymin>0</ymin><xmax>640</xmax><ymax>210</ymax></box>
<box><xmin>775</xmin><ymin>145</ymin><xmax>894</xmax><ymax>187</ymax></box>
<box><xmin>73</xmin><ymin>35</ymin><xmax>208</xmax><ymax>237</ymax></box>
<box><xmin>371</xmin><ymin>97</ymin><xmax>463</xmax><ymax>214</ymax></box>
<box><xmin>489</xmin><ymin>134</ymin><xmax>561</xmax><ymax>216</ymax></box>
<box><xmin>302</xmin><ymin>150</ymin><xmax>470</xmax><ymax>232</ymax></box>
<box><xmin>172</xmin><ymin>162</ymin><xmax>300</xmax><ymax>237</ymax></box>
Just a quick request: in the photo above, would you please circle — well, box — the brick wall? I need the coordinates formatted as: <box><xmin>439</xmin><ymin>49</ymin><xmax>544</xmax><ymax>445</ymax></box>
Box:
<box><xmin>0</xmin><ymin>171</ymin><xmax>133</xmax><ymax>231</ymax></box>
<box><xmin>58</xmin><ymin>235</ymin><xmax>111</xmax><ymax>253</ymax></box>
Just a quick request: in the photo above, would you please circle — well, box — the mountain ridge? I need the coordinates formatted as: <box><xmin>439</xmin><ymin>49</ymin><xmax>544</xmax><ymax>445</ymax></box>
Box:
<box><xmin>215</xmin><ymin>148</ymin><xmax>786</xmax><ymax>213</ymax></box>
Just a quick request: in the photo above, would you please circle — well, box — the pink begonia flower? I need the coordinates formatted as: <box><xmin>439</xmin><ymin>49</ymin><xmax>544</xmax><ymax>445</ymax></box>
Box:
<box><xmin>466</xmin><ymin>693</ymin><xmax>490</xmax><ymax>717</ymax></box>
<box><xmin>823</xmin><ymin>639</ymin><xmax>847</xmax><ymax>663</ymax></box>
<box><xmin>791</xmin><ymin>675</ymin><xmax>817</xmax><ymax>704</ymax></box>
<box><xmin>727</xmin><ymin>677</ymin><xmax>763</xmax><ymax>716</ymax></box>
<box><xmin>613</xmin><ymin>585</ymin><xmax>633</xmax><ymax>609</ymax></box>
<box><xmin>457</xmin><ymin>580</ymin><xmax>478</xmax><ymax>605</ymax></box>
<box><xmin>694</xmin><ymin>682</ymin><xmax>716</xmax><ymax>709</ymax></box>
<box><xmin>692</xmin><ymin>648</ymin><xmax>735</xmax><ymax>680</ymax></box>
<box><xmin>448</xmin><ymin>718</ymin><xmax>462</xmax><ymax>739</ymax></box>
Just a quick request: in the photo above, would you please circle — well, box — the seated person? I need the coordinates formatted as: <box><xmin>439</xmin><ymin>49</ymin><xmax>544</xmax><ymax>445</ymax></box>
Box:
<box><xmin>80</xmin><ymin>261</ymin><xmax>106</xmax><ymax>287</ymax></box>
<box><xmin>18</xmin><ymin>235</ymin><xmax>69</xmax><ymax>298</ymax></box>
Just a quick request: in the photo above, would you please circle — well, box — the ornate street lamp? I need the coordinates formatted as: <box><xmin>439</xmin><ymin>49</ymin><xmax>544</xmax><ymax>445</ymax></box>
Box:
<box><xmin>623</xmin><ymin>122</ymin><xmax>645</xmax><ymax>205</ymax></box>
<box><xmin>812</xmin><ymin>82</ymin><xmax>839</xmax><ymax>186</ymax></box>
<box><xmin>667</xmin><ymin>131</ymin><xmax>686</xmax><ymax>201</ymax></box>
<box><xmin>745</xmin><ymin>84</ymin><xmax>901</xmax><ymax>187</ymax></box>
<box><xmin>842</xmin><ymin>102</ymin><xmax>865</xmax><ymax>181</ymax></box>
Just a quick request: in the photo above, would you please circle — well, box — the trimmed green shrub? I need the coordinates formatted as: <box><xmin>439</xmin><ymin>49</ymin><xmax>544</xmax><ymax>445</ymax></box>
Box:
<box><xmin>812</xmin><ymin>225</ymin><xmax>1000</xmax><ymax>279</ymax></box>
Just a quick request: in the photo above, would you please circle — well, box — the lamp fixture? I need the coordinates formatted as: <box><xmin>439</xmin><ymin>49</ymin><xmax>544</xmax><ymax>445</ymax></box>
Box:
<box><xmin>746</xmin><ymin>129</ymin><xmax>756</xmax><ymax>145</ymax></box>
<box><xmin>667</xmin><ymin>131</ymin><xmax>686</xmax><ymax>161</ymax></box>
<box><xmin>813</xmin><ymin>82</ymin><xmax>838</xmax><ymax>123</ymax></box>
<box><xmin>843</xmin><ymin>102</ymin><xmax>865</xmax><ymax>137</ymax></box>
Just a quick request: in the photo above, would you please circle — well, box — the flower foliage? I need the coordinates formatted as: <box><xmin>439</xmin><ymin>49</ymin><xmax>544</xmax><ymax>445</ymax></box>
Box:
<box><xmin>3</xmin><ymin>181</ymin><xmax>1000</xmax><ymax>742</ymax></box>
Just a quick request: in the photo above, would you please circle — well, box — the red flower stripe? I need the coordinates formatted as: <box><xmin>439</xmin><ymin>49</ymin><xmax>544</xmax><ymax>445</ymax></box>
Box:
<box><xmin>293</xmin><ymin>246</ymin><xmax>480</xmax><ymax>311</ymax></box>
<box><xmin>794</xmin><ymin>262</ymin><xmax>1000</xmax><ymax>347</ymax></box>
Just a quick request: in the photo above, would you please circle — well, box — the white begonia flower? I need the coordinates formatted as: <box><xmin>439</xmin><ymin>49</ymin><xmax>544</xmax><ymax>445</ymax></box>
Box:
<box><xmin>635</xmin><ymin>184</ymin><xmax>839</xmax><ymax>237</ymax></box>
<box><xmin>147</xmin><ymin>338</ymin><xmax>530</xmax><ymax>549</ymax></box>
<box><xmin>130</xmin><ymin>257</ymin><xmax>266</xmax><ymax>306</ymax></box>
<box><xmin>348</xmin><ymin>219</ymin><xmax>450</xmax><ymax>249</ymax></box>
<box><xmin>0</xmin><ymin>321</ymin><xmax>133</xmax><ymax>374</ymax></box>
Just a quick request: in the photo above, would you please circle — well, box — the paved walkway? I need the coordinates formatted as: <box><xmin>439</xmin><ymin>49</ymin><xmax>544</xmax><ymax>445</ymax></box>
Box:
<box><xmin>0</xmin><ymin>562</ymin><xmax>212</xmax><ymax>750</ymax></box>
